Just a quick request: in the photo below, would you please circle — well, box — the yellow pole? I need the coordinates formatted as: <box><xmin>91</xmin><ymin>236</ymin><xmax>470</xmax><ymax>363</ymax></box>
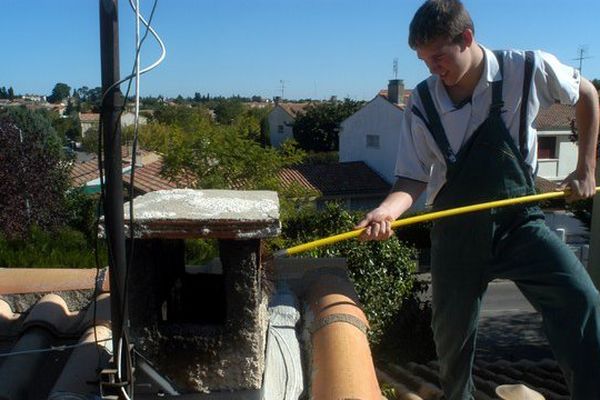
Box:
<box><xmin>274</xmin><ymin>188</ymin><xmax>599</xmax><ymax>258</ymax></box>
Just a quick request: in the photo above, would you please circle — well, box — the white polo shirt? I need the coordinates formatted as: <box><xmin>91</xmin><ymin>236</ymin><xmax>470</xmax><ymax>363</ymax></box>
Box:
<box><xmin>394</xmin><ymin>45</ymin><xmax>581</xmax><ymax>205</ymax></box>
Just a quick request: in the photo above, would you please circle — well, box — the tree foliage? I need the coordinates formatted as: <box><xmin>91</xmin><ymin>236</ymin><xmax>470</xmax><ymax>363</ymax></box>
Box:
<box><xmin>48</xmin><ymin>82</ymin><xmax>72</xmax><ymax>104</ymax></box>
<box><xmin>293</xmin><ymin>99</ymin><xmax>363</xmax><ymax>152</ymax></box>
<box><xmin>0</xmin><ymin>86</ymin><xmax>15</xmax><ymax>100</ymax></box>
<box><xmin>213</xmin><ymin>99</ymin><xmax>245</xmax><ymax>124</ymax></box>
<box><xmin>135</xmin><ymin>104</ymin><xmax>308</xmax><ymax>214</ymax></box>
<box><xmin>0</xmin><ymin>107</ymin><xmax>71</xmax><ymax>239</ymax></box>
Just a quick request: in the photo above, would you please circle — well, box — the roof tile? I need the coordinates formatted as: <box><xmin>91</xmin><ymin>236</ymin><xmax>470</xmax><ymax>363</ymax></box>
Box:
<box><xmin>278</xmin><ymin>162</ymin><xmax>390</xmax><ymax>197</ymax></box>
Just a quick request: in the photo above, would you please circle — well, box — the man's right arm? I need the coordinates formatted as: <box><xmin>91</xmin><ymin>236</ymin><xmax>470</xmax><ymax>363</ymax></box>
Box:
<box><xmin>356</xmin><ymin>177</ymin><xmax>427</xmax><ymax>241</ymax></box>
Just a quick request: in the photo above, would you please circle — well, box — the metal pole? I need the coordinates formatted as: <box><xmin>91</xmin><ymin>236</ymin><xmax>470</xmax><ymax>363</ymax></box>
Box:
<box><xmin>99</xmin><ymin>0</ymin><xmax>128</xmax><ymax>354</ymax></box>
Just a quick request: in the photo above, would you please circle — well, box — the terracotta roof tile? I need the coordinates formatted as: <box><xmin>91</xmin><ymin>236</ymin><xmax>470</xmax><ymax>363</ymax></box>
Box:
<box><xmin>278</xmin><ymin>102</ymin><xmax>310</xmax><ymax>117</ymax></box>
<box><xmin>278</xmin><ymin>162</ymin><xmax>391</xmax><ymax>197</ymax></box>
<box><xmin>534</xmin><ymin>103</ymin><xmax>575</xmax><ymax>130</ymax></box>
<box><xmin>378</xmin><ymin>358</ymin><xmax>569</xmax><ymax>400</ymax></box>
<box><xmin>124</xmin><ymin>158</ymin><xmax>180</xmax><ymax>193</ymax></box>
<box><xmin>535</xmin><ymin>176</ymin><xmax>559</xmax><ymax>193</ymax></box>
<box><xmin>69</xmin><ymin>158</ymin><xmax>104</xmax><ymax>186</ymax></box>
<box><xmin>79</xmin><ymin>112</ymin><xmax>100</xmax><ymax>123</ymax></box>
<box><xmin>69</xmin><ymin>148</ymin><xmax>183</xmax><ymax>194</ymax></box>
<box><xmin>0</xmin><ymin>274</ymin><xmax>112</xmax><ymax>399</ymax></box>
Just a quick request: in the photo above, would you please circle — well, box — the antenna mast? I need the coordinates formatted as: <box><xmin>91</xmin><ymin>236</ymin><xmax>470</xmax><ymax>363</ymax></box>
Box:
<box><xmin>573</xmin><ymin>45</ymin><xmax>592</xmax><ymax>74</ymax></box>
<box><xmin>279</xmin><ymin>80</ymin><xmax>286</xmax><ymax>100</ymax></box>
<box><xmin>393</xmin><ymin>58</ymin><xmax>398</xmax><ymax>79</ymax></box>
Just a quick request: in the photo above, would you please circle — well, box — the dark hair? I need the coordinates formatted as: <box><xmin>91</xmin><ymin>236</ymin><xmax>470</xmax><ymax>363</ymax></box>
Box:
<box><xmin>408</xmin><ymin>0</ymin><xmax>474</xmax><ymax>49</ymax></box>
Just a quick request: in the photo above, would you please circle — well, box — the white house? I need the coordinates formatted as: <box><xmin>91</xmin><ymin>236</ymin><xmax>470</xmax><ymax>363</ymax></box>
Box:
<box><xmin>267</xmin><ymin>102</ymin><xmax>309</xmax><ymax>147</ymax></box>
<box><xmin>534</xmin><ymin>103</ymin><xmax>577</xmax><ymax>182</ymax></box>
<box><xmin>339</xmin><ymin>80</ymin><xmax>406</xmax><ymax>185</ymax></box>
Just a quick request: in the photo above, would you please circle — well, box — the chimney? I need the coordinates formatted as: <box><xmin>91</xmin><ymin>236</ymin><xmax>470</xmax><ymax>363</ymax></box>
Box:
<box><xmin>117</xmin><ymin>189</ymin><xmax>281</xmax><ymax>393</ymax></box>
<box><xmin>387</xmin><ymin>79</ymin><xmax>405</xmax><ymax>105</ymax></box>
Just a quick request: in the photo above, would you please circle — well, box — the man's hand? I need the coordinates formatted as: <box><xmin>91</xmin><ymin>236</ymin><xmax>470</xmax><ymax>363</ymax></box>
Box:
<box><xmin>559</xmin><ymin>169</ymin><xmax>597</xmax><ymax>202</ymax></box>
<box><xmin>561</xmin><ymin>77</ymin><xmax>600</xmax><ymax>202</ymax></box>
<box><xmin>355</xmin><ymin>207</ymin><xmax>396</xmax><ymax>241</ymax></box>
<box><xmin>355</xmin><ymin>177</ymin><xmax>427</xmax><ymax>241</ymax></box>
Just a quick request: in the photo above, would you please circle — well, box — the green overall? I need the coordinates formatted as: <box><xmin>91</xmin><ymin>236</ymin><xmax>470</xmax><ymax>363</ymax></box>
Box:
<box><xmin>414</xmin><ymin>52</ymin><xmax>600</xmax><ymax>400</ymax></box>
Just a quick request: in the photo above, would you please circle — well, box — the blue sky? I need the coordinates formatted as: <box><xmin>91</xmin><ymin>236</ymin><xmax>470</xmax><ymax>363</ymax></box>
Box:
<box><xmin>2</xmin><ymin>0</ymin><xmax>598</xmax><ymax>100</ymax></box>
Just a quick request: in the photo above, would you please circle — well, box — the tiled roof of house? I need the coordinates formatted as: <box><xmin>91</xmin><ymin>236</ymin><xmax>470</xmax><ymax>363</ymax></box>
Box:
<box><xmin>69</xmin><ymin>148</ymin><xmax>183</xmax><ymax>194</ymax></box>
<box><xmin>278</xmin><ymin>162</ymin><xmax>391</xmax><ymax>197</ymax></box>
<box><xmin>0</xmin><ymin>268</ymin><xmax>111</xmax><ymax>399</ymax></box>
<box><xmin>378</xmin><ymin>89</ymin><xmax>412</xmax><ymax>109</ymax></box>
<box><xmin>377</xmin><ymin>358</ymin><xmax>569</xmax><ymax>400</ymax></box>
<box><xmin>0</xmin><ymin>264</ymin><xmax>574</xmax><ymax>399</ymax></box>
<box><xmin>79</xmin><ymin>112</ymin><xmax>100</xmax><ymax>123</ymax></box>
<box><xmin>278</xmin><ymin>102</ymin><xmax>310</xmax><ymax>118</ymax></box>
<box><xmin>535</xmin><ymin>176</ymin><xmax>559</xmax><ymax>193</ymax></box>
<box><xmin>124</xmin><ymin>158</ymin><xmax>180</xmax><ymax>193</ymax></box>
<box><xmin>534</xmin><ymin>103</ymin><xmax>574</xmax><ymax>131</ymax></box>
<box><xmin>70</xmin><ymin>157</ymin><xmax>109</xmax><ymax>187</ymax></box>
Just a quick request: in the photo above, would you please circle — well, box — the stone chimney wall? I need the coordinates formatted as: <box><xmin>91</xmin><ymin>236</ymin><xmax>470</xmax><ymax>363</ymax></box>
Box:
<box><xmin>120</xmin><ymin>189</ymin><xmax>280</xmax><ymax>393</ymax></box>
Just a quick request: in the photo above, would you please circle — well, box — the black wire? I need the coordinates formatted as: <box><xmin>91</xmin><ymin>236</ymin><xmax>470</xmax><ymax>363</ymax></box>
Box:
<box><xmin>90</xmin><ymin>0</ymin><xmax>160</xmax><ymax>396</ymax></box>
<box><xmin>119</xmin><ymin>7</ymin><xmax>160</xmax><ymax>398</ymax></box>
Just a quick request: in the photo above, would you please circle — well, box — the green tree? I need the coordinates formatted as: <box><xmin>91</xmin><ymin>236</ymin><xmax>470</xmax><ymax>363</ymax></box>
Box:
<box><xmin>137</xmin><ymin>105</ymin><xmax>306</xmax><ymax>193</ymax></box>
<box><xmin>0</xmin><ymin>87</ymin><xmax>7</xmax><ymax>99</ymax></box>
<box><xmin>591</xmin><ymin>79</ymin><xmax>600</xmax><ymax>91</ymax></box>
<box><xmin>293</xmin><ymin>99</ymin><xmax>363</xmax><ymax>152</ymax></box>
<box><xmin>52</xmin><ymin>114</ymin><xmax>82</xmax><ymax>143</ymax></box>
<box><xmin>7</xmin><ymin>87</ymin><xmax>14</xmax><ymax>100</ymax></box>
<box><xmin>48</xmin><ymin>82</ymin><xmax>71</xmax><ymax>104</ymax></box>
<box><xmin>161</xmin><ymin>122</ymin><xmax>304</xmax><ymax>191</ymax></box>
<box><xmin>213</xmin><ymin>99</ymin><xmax>245</xmax><ymax>124</ymax></box>
<box><xmin>0</xmin><ymin>107</ymin><xmax>71</xmax><ymax>238</ymax></box>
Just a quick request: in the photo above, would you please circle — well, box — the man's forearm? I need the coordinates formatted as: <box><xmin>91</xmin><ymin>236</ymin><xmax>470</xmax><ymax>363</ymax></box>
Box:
<box><xmin>379</xmin><ymin>177</ymin><xmax>427</xmax><ymax>220</ymax></box>
<box><xmin>575</xmin><ymin>78</ymin><xmax>600</xmax><ymax>175</ymax></box>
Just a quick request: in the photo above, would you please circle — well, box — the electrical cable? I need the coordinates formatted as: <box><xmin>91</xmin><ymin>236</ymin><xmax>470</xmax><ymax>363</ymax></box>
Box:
<box><xmin>0</xmin><ymin>338</ymin><xmax>113</xmax><ymax>359</ymax></box>
<box><xmin>92</xmin><ymin>1</ymin><xmax>165</xmax><ymax>398</ymax></box>
<box><xmin>100</xmin><ymin>0</ymin><xmax>166</xmax><ymax>104</ymax></box>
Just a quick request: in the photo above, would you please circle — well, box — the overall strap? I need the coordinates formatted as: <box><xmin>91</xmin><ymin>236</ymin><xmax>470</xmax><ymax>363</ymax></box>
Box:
<box><xmin>519</xmin><ymin>51</ymin><xmax>535</xmax><ymax>160</ymax></box>
<box><xmin>490</xmin><ymin>50</ymin><xmax>505</xmax><ymax>115</ymax></box>
<box><xmin>413</xmin><ymin>80</ymin><xmax>457</xmax><ymax>163</ymax></box>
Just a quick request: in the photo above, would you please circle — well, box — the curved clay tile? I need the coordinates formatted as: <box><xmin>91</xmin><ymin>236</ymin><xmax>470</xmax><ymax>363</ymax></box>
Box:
<box><xmin>306</xmin><ymin>273</ymin><xmax>381</xmax><ymax>400</ymax></box>
<box><xmin>23</xmin><ymin>294</ymin><xmax>77</xmax><ymax>336</ymax></box>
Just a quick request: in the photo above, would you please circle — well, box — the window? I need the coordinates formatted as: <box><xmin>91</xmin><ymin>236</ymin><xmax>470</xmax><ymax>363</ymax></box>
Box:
<box><xmin>366</xmin><ymin>134</ymin><xmax>380</xmax><ymax>149</ymax></box>
<box><xmin>538</xmin><ymin>136</ymin><xmax>557</xmax><ymax>159</ymax></box>
<box><xmin>277</xmin><ymin>125</ymin><xmax>284</xmax><ymax>134</ymax></box>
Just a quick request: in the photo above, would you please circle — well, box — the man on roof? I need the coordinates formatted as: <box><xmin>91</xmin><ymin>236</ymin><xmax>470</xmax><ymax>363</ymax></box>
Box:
<box><xmin>357</xmin><ymin>1</ymin><xmax>600</xmax><ymax>399</ymax></box>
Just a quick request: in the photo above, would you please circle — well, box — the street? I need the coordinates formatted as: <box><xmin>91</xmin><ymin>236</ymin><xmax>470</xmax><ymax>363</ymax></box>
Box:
<box><xmin>477</xmin><ymin>280</ymin><xmax>552</xmax><ymax>362</ymax></box>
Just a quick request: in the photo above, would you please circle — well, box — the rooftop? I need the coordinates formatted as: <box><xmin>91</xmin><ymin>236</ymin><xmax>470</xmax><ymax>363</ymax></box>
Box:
<box><xmin>278</xmin><ymin>161</ymin><xmax>391</xmax><ymax>197</ymax></box>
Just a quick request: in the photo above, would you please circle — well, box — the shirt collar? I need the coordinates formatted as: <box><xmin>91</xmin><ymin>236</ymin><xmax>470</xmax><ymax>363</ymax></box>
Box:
<box><xmin>432</xmin><ymin>44</ymin><xmax>501</xmax><ymax>115</ymax></box>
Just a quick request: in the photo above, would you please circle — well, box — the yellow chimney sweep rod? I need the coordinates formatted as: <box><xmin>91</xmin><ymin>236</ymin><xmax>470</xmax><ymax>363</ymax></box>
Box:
<box><xmin>273</xmin><ymin>187</ymin><xmax>599</xmax><ymax>258</ymax></box>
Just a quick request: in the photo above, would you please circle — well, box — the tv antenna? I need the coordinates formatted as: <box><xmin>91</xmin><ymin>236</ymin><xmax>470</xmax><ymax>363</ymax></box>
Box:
<box><xmin>393</xmin><ymin>58</ymin><xmax>398</xmax><ymax>79</ymax></box>
<box><xmin>279</xmin><ymin>80</ymin><xmax>288</xmax><ymax>99</ymax></box>
<box><xmin>573</xmin><ymin>45</ymin><xmax>592</xmax><ymax>74</ymax></box>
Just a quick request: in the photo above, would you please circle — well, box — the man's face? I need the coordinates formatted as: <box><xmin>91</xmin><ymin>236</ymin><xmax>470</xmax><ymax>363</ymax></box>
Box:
<box><xmin>416</xmin><ymin>34</ymin><xmax>471</xmax><ymax>87</ymax></box>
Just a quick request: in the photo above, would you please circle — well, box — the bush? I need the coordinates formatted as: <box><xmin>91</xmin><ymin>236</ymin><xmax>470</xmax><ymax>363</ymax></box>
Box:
<box><xmin>0</xmin><ymin>226</ymin><xmax>107</xmax><ymax>268</ymax></box>
<box><xmin>64</xmin><ymin>188</ymin><xmax>100</xmax><ymax>243</ymax></box>
<box><xmin>278</xmin><ymin>202</ymin><xmax>424</xmax><ymax>344</ymax></box>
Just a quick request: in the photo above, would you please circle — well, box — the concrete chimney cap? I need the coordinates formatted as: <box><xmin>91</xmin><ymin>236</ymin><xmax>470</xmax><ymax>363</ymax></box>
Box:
<box><xmin>123</xmin><ymin>189</ymin><xmax>280</xmax><ymax>221</ymax></box>
<box><xmin>110</xmin><ymin>189</ymin><xmax>282</xmax><ymax>240</ymax></box>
